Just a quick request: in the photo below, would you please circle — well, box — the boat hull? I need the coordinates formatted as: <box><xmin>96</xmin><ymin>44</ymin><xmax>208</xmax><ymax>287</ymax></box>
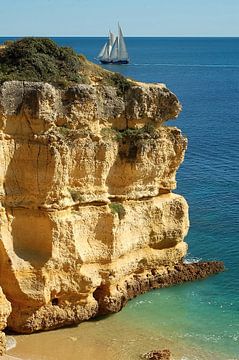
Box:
<box><xmin>99</xmin><ymin>60</ymin><xmax>112</xmax><ymax>64</ymax></box>
<box><xmin>100</xmin><ymin>60</ymin><xmax>129</xmax><ymax>65</ymax></box>
<box><xmin>113</xmin><ymin>60</ymin><xmax>129</xmax><ymax>64</ymax></box>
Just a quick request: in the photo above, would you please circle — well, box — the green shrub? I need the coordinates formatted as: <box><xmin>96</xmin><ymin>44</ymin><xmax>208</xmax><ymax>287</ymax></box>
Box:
<box><xmin>57</xmin><ymin>124</ymin><xmax>72</xmax><ymax>137</ymax></box>
<box><xmin>101</xmin><ymin>123</ymin><xmax>156</xmax><ymax>142</ymax></box>
<box><xmin>117</xmin><ymin>124</ymin><xmax>156</xmax><ymax>161</ymax></box>
<box><xmin>114</xmin><ymin>123</ymin><xmax>156</xmax><ymax>141</ymax></box>
<box><xmin>0</xmin><ymin>37</ymin><xmax>135</xmax><ymax>96</ymax></box>
<box><xmin>109</xmin><ymin>202</ymin><xmax>126</xmax><ymax>220</ymax></box>
<box><xmin>100</xmin><ymin>127</ymin><xmax>116</xmax><ymax>140</ymax></box>
<box><xmin>108</xmin><ymin>72</ymin><xmax>132</xmax><ymax>96</ymax></box>
<box><xmin>100</xmin><ymin>124</ymin><xmax>157</xmax><ymax>162</ymax></box>
<box><xmin>3</xmin><ymin>40</ymin><xmax>13</xmax><ymax>46</ymax></box>
<box><xmin>0</xmin><ymin>37</ymin><xmax>85</xmax><ymax>86</ymax></box>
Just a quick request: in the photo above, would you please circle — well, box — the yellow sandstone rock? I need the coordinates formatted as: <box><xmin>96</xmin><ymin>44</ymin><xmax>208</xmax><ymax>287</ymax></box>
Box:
<box><xmin>0</xmin><ymin>79</ymin><xmax>189</xmax><ymax>333</ymax></box>
<box><xmin>0</xmin><ymin>288</ymin><xmax>11</xmax><ymax>355</ymax></box>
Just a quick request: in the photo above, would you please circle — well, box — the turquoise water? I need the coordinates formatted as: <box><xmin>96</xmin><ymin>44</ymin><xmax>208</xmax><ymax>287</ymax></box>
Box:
<box><xmin>1</xmin><ymin>37</ymin><xmax>239</xmax><ymax>359</ymax></box>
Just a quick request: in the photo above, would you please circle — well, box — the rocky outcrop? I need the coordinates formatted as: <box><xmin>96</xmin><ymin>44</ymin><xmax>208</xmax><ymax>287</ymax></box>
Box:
<box><xmin>0</xmin><ymin>78</ymin><xmax>222</xmax><ymax>335</ymax></box>
<box><xmin>0</xmin><ymin>288</ymin><xmax>11</xmax><ymax>355</ymax></box>
<box><xmin>94</xmin><ymin>261</ymin><xmax>224</xmax><ymax>315</ymax></box>
<box><xmin>141</xmin><ymin>349</ymin><xmax>172</xmax><ymax>360</ymax></box>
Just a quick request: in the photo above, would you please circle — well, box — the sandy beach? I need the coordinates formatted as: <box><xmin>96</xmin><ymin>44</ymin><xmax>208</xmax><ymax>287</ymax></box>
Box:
<box><xmin>6</xmin><ymin>313</ymin><xmax>233</xmax><ymax>360</ymax></box>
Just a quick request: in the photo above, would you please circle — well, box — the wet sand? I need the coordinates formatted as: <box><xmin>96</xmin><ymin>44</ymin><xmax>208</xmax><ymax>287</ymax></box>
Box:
<box><xmin>6</xmin><ymin>313</ymin><xmax>232</xmax><ymax>360</ymax></box>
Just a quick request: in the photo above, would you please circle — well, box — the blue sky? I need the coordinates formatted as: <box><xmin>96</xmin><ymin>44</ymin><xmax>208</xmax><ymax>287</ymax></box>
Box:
<box><xmin>0</xmin><ymin>0</ymin><xmax>238</xmax><ymax>36</ymax></box>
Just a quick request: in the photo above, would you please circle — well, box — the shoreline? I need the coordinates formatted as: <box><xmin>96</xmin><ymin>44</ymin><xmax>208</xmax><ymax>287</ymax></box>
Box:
<box><xmin>6</xmin><ymin>312</ymin><xmax>233</xmax><ymax>360</ymax></box>
<box><xmin>95</xmin><ymin>261</ymin><xmax>224</xmax><ymax>316</ymax></box>
<box><xmin>5</xmin><ymin>261</ymin><xmax>231</xmax><ymax>360</ymax></box>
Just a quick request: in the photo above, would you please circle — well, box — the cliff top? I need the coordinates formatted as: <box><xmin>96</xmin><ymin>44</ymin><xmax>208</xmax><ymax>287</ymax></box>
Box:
<box><xmin>0</xmin><ymin>37</ymin><xmax>133</xmax><ymax>91</ymax></box>
<box><xmin>0</xmin><ymin>38</ymin><xmax>182</xmax><ymax>132</ymax></box>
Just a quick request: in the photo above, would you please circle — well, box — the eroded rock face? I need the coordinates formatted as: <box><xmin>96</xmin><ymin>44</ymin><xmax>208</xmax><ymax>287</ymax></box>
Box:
<box><xmin>0</xmin><ymin>287</ymin><xmax>11</xmax><ymax>355</ymax></box>
<box><xmin>0</xmin><ymin>79</ymin><xmax>190</xmax><ymax>333</ymax></box>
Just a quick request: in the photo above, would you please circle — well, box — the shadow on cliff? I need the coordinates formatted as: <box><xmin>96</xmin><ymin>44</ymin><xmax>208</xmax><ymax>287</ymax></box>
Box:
<box><xmin>4</xmin><ymin>143</ymin><xmax>53</xmax><ymax>268</ymax></box>
<box><xmin>11</xmin><ymin>211</ymin><xmax>53</xmax><ymax>267</ymax></box>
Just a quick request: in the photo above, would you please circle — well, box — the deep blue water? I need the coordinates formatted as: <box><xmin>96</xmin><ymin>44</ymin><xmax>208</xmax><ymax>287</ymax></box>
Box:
<box><xmin>1</xmin><ymin>37</ymin><xmax>239</xmax><ymax>359</ymax></box>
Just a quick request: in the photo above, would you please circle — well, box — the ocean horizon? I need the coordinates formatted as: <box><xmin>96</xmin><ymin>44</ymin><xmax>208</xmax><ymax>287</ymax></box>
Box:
<box><xmin>1</xmin><ymin>36</ymin><xmax>239</xmax><ymax>360</ymax></box>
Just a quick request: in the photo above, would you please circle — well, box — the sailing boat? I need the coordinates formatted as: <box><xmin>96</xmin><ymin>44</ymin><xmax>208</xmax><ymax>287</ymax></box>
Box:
<box><xmin>97</xmin><ymin>24</ymin><xmax>129</xmax><ymax>64</ymax></box>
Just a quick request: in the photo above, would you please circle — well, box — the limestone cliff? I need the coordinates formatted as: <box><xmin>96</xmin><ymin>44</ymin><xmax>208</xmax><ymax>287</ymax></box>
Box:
<box><xmin>0</xmin><ymin>288</ymin><xmax>11</xmax><ymax>355</ymax></box>
<box><xmin>0</xmin><ymin>75</ymin><xmax>223</xmax><ymax>337</ymax></box>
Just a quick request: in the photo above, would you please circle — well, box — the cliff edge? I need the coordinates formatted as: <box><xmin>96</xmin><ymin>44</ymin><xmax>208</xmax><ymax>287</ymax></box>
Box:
<box><xmin>0</xmin><ymin>39</ymin><xmax>223</xmax><ymax>340</ymax></box>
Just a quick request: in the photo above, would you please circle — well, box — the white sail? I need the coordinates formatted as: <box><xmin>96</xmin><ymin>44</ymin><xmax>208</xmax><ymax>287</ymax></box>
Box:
<box><xmin>101</xmin><ymin>41</ymin><xmax>110</xmax><ymax>61</ymax></box>
<box><xmin>97</xmin><ymin>42</ymin><xmax>107</xmax><ymax>59</ymax></box>
<box><xmin>110</xmin><ymin>37</ymin><xmax>119</xmax><ymax>62</ymax></box>
<box><xmin>117</xmin><ymin>24</ymin><xmax>129</xmax><ymax>61</ymax></box>
<box><xmin>109</xmin><ymin>31</ymin><xmax>115</xmax><ymax>47</ymax></box>
<box><xmin>108</xmin><ymin>31</ymin><xmax>115</xmax><ymax>56</ymax></box>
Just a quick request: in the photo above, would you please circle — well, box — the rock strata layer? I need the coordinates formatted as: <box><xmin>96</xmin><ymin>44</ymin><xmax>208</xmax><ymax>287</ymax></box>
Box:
<box><xmin>0</xmin><ymin>77</ymin><xmax>222</xmax><ymax>335</ymax></box>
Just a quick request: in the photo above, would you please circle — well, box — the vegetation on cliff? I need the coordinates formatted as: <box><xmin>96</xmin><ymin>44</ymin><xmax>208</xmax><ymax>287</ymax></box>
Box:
<box><xmin>109</xmin><ymin>202</ymin><xmax>126</xmax><ymax>220</ymax></box>
<box><xmin>101</xmin><ymin>124</ymin><xmax>158</xmax><ymax>161</ymax></box>
<box><xmin>0</xmin><ymin>38</ymin><xmax>85</xmax><ymax>86</ymax></box>
<box><xmin>114</xmin><ymin>123</ymin><xmax>156</xmax><ymax>141</ymax></box>
<box><xmin>0</xmin><ymin>37</ymin><xmax>133</xmax><ymax>91</ymax></box>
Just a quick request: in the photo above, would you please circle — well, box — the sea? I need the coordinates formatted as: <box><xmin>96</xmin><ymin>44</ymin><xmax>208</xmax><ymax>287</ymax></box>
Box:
<box><xmin>0</xmin><ymin>37</ymin><xmax>239</xmax><ymax>360</ymax></box>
